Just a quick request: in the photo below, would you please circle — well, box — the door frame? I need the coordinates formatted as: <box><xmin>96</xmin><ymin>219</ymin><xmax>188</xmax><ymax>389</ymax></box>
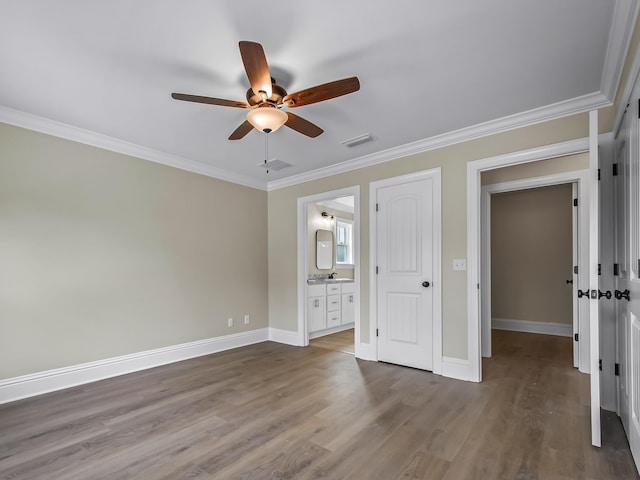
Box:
<box><xmin>480</xmin><ymin>170</ymin><xmax>589</xmax><ymax>374</ymax></box>
<box><xmin>296</xmin><ymin>186</ymin><xmax>361</xmax><ymax>350</ymax></box>
<box><xmin>369</xmin><ymin>168</ymin><xmax>443</xmax><ymax>375</ymax></box>
<box><xmin>467</xmin><ymin>137</ymin><xmax>591</xmax><ymax>382</ymax></box>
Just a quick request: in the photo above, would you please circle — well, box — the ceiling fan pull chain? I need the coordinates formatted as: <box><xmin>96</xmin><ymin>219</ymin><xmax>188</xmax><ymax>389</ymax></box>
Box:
<box><xmin>264</xmin><ymin>131</ymin><xmax>269</xmax><ymax>174</ymax></box>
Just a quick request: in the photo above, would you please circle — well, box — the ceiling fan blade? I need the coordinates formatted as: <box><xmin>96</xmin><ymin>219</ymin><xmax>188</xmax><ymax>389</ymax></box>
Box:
<box><xmin>285</xmin><ymin>112</ymin><xmax>323</xmax><ymax>138</ymax></box>
<box><xmin>229</xmin><ymin>120</ymin><xmax>254</xmax><ymax>140</ymax></box>
<box><xmin>172</xmin><ymin>93</ymin><xmax>249</xmax><ymax>108</ymax></box>
<box><xmin>283</xmin><ymin>77</ymin><xmax>360</xmax><ymax>108</ymax></box>
<box><xmin>239</xmin><ymin>41</ymin><xmax>272</xmax><ymax>99</ymax></box>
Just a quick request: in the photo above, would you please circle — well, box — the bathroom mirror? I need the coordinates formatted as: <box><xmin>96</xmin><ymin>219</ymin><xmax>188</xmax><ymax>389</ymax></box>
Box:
<box><xmin>316</xmin><ymin>229</ymin><xmax>334</xmax><ymax>270</ymax></box>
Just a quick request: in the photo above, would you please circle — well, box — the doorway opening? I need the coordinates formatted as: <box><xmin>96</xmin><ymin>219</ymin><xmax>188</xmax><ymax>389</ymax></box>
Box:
<box><xmin>479</xmin><ymin>162</ymin><xmax>590</xmax><ymax>376</ymax></box>
<box><xmin>482</xmin><ymin>181</ymin><xmax>580</xmax><ymax>371</ymax></box>
<box><xmin>296</xmin><ymin>186</ymin><xmax>361</xmax><ymax>354</ymax></box>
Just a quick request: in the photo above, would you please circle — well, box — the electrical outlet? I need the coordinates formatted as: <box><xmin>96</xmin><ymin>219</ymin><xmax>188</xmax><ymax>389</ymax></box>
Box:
<box><xmin>227</xmin><ymin>317</ymin><xmax>233</xmax><ymax>327</ymax></box>
<box><xmin>244</xmin><ymin>314</ymin><xmax>250</xmax><ymax>325</ymax></box>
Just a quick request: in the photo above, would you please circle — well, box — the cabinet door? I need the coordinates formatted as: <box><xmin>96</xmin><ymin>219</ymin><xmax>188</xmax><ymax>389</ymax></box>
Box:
<box><xmin>341</xmin><ymin>293</ymin><xmax>355</xmax><ymax>324</ymax></box>
<box><xmin>307</xmin><ymin>296</ymin><xmax>326</xmax><ymax>332</ymax></box>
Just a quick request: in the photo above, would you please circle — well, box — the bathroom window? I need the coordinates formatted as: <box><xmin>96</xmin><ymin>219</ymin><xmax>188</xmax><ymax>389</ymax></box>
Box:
<box><xmin>336</xmin><ymin>218</ymin><xmax>354</xmax><ymax>265</ymax></box>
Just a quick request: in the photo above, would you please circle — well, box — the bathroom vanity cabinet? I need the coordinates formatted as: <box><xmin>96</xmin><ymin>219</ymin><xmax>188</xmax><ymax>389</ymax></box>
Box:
<box><xmin>307</xmin><ymin>281</ymin><xmax>355</xmax><ymax>337</ymax></box>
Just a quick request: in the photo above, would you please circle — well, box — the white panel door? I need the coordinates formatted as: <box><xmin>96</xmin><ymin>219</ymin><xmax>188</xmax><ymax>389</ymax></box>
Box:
<box><xmin>615</xmin><ymin>94</ymin><xmax>640</xmax><ymax>465</ymax></box>
<box><xmin>377</xmin><ymin>177</ymin><xmax>434</xmax><ymax>370</ymax></box>
<box><xmin>615</xmin><ymin>121</ymin><xmax>631</xmax><ymax>433</ymax></box>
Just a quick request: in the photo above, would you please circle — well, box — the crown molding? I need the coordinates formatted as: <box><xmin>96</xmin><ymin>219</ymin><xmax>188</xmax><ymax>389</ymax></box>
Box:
<box><xmin>601</xmin><ymin>0</ymin><xmax>639</xmax><ymax>101</ymax></box>
<box><xmin>267</xmin><ymin>91</ymin><xmax>610</xmax><ymax>191</ymax></box>
<box><xmin>0</xmin><ymin>106</ymin><xmax>268</xmax><ymax>191</ymax></box>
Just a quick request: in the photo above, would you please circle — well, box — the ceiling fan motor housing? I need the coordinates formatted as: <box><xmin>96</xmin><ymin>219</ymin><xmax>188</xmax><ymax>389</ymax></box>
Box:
<box><xmin>246</xmin><ymin>83</ymin><xmax>287</xmax><ymax>106</ymax></box>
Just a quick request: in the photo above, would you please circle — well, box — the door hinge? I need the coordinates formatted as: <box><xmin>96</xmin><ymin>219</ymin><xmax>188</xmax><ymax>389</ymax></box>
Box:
<box><xmin>574</xmin><ymin>265</ymin><xmax>578</xmax><ymax>274</ymax></box>
<box><xmin>573</xmin><ymin>198</ymin><xmax>578</xmax><ymax>207</ymax></box>
<box><xmin>598</xmin><ymin>168</ymin><xmax>601</xmax><ymax>181</ymax></box>
<box><xmin>376</xmin><ymin>203</ymin><xmax>379</xmax><ymax>212</ymax></box>
<box><xmin>574</xmin><ymin>333</ymin><xmax>579</xmax><ymax>342</ymax></box>
<box><xmin>598</xmin><ymin>264</ymin><xmax>601</xmax><ymax>276</ymax></box>
<box><xmin>376</xmin><ymin>328</ymin><xmax>379</xmax><ymax>337</ymax></box>
<box><xmin>614</xmin><ymin>263</ymin><xmax>619</xmax><ymax>276</ymax></box>
<box><xmin>477</xmin><ymin>283</ymin><xmax>480</xmax><ymax>290</ymax></box>
<box><xmin>376</xmin><ymin>266</ymin><xmax>379</xmax><ymax>274</ymax></box>
<box><xmin>615</xmin><ymin>363</ymin><xmax>620</xmax><ymax>376</ymax></box>
<box><xmin>613</xmin><ymin>163</ymin><xmax>619</xmax><ymax>176</ymax></box>
<box><xmin>638</xmin><ymin>98</ymin><xmax>640</xmax><ymax>118</ymax></box>
<box><xmin>599</xmin><ymin>359</ymin><xmax>602</xmax><ymax>371</ymax></box>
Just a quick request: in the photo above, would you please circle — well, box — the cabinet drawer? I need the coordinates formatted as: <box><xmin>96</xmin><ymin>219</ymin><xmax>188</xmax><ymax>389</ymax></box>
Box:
<box><xmin>327</xmin><ymin>294</ymin><xmax>341</xmax><ymax>311</ymax></box>
<box><xmin>341</xmin><ymin>282</ymin><xmax>355</xmax><ymax>294</ymax></box>
<box><xmin>307</xmin><ymin>284</ymin><xmax>326</xmax><ymax>296</ymax></box>
<box><xmin>326</xmin><ymin>284</ymin><xmax>341</xmax><ymax>295</ymax></box>
<box><xmin>327</xmin><ymin>311</ymin><xmax>341</xmax><ymax>328</ymax></box>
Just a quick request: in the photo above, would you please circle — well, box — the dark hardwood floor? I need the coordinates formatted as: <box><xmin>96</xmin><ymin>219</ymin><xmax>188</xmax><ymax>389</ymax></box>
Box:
<box><xmin>0</xmin><ymin>330</ymin><xmax>637</xmax><ymax>479</ymax></box>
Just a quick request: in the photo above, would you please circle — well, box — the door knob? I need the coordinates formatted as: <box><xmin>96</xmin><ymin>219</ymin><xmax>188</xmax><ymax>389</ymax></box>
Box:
<box><xmin>566</xmin><ymin>279</ymin><xmax>573</xmax><ymax>284</ymax></box>
<box><xmin>598</xmin><ymin>289</ymin><xmax>612</xmax><ymax>300</ymax></box>
<box><xmin>422</xmin><ymin>281</ymin><xmax>430</xmax><ymax>288</ymax></box>
<box><xmin>615</xmin><ymin>289</ymin><xmax>630</xmax><ymax>301</ymax></box>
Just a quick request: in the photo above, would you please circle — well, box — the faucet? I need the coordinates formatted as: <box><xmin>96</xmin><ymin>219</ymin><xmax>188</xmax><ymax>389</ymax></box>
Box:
<box><xmin>328</xmin><ymin>272</ymin><xmax>337</xmax><ymax>279</ymax></box>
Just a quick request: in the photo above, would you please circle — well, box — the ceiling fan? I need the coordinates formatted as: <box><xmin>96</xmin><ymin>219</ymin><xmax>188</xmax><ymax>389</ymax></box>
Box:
<box><xmin>171</xmin><ymin>41</ymin><xmax>360</xmax><ymax>140</ymax></box>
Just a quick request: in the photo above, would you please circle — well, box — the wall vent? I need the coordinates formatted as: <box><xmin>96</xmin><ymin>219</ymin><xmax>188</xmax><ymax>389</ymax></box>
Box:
<box><xmin>341</xmin><ymin>133</ymin><xmax>373</xmax><ymax>148</ymax></box>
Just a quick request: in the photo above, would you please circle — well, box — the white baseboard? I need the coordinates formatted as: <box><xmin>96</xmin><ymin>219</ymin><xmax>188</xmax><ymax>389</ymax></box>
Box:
<box><xmin>268</xmin><ymin>327</ymin><xmax>302</xmax><ymax>346</ymax></box>
<box><xmin>0</xmin><ymin>328</ymin><xmax>269</xmax><ymax>405</ymax></box>
<box><xmin>442</xmin><ymin>356</ymin><xmax>475</xmax><ymax>382</ymax></box>
<box><xmin>492</xmin><ymin>318</ymin><xmax>572</xmax><ymax>337</ymax></box>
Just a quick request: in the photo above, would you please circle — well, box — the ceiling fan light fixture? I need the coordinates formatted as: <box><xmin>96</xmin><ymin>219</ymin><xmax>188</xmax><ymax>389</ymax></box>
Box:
<box><xmin>246</xmin><ymin>106</ymin><xmax>288</xmax><ymax>133</ymax></box>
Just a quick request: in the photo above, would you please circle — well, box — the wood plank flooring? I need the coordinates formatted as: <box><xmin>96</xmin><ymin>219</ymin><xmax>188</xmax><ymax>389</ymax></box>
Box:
<box><xmin>0</xmin><ymin>329</ymin><xmax>637</xmax><ymax>479</ymax></box>
<box><xmin>310</xmin><ymin>328</ymin><xmax>354</xmax><ymax>354</ymax></box>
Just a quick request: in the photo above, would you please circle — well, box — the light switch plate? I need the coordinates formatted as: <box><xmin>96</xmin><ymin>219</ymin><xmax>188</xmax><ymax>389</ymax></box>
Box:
<box><xmin>453</xmin><ymin>259</ymin><xmax>466</xmax><ymax>271</ymax></box>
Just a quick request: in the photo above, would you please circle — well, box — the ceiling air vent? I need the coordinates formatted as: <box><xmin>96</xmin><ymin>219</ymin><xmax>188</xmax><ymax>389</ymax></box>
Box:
<box><xmin>258</xmin><ymin>159</ymin><xmax>292</xmax><ymax>171</ymax></box>
<box><xmin>341</xmin><ymin>133</ymin><xmax>373</xmax><ymax>148</ymax></box>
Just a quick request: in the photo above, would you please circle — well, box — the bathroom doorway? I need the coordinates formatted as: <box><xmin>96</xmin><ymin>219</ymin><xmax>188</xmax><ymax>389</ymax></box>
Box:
<box><xmin>296</xmin><ymin>186</ymin><xmax>360</xmax><ymax>355</ymax></box>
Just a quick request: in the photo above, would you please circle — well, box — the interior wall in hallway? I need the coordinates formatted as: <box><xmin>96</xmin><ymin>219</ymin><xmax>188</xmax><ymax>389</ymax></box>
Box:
<box><xmin>491</xmin><ymin>184</ymin><xmax>573</xmax><ymax>325</ymax></box>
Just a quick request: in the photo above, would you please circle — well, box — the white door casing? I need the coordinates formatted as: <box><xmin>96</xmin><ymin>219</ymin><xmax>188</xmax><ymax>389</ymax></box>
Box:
<box><xmin>588</xmin><ymin>110</ymin><xmax>601</xmax><ymax>447</ymax></box>
<box><xmin>572</xmin><ymin>182</ymin><xmax>579</xmax><ymax>369</ymax></box>
<box><xmin>468</xmin><ymin>138</ymin><xmax>590</xmax><ymax>383</ymax></box>
<box><xmin>370</xmin><ymin>168</ymin><xmax>442</xmax><ymax>374</ymax></box>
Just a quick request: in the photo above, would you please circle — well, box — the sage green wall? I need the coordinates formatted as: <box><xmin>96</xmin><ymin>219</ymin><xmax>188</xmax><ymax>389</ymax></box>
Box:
<box><xmin>0</xmin><ymin>122</ymin><xmax>268</xmax><ymax>379</ymax></box>
<box><xmin>268</xmin><ymin>113</ymin><xmax>589</xmax><ymax>360</ymax></box>
<box><xmin>491</xmin><ymin>184</ymin><xmax>573</xmax><ymax>325</ymax></box>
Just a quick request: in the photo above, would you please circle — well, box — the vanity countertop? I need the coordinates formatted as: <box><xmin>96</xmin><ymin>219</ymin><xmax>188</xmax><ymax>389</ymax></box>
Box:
<box><xmin>307</xmin><ymin>278</ymin><xmax>354</xmax><ymax>285</ymax></box>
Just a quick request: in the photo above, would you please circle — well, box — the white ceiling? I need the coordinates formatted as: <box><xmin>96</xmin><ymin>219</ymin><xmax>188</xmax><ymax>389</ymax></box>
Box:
<box><xmin>0</xmin><ymin>1</ymin><xmax>635</xmax><ymax>189</ymax></box>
